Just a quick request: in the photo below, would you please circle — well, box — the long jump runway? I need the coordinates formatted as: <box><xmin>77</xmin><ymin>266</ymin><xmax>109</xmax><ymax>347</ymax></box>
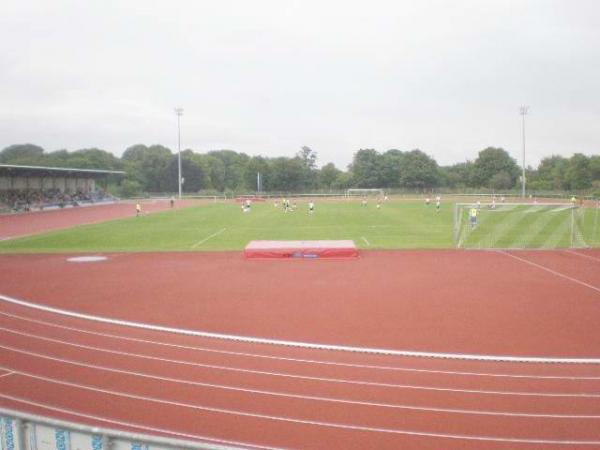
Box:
<box><xmin>1</xmin><ymin>249</ymin><xmax>600</xmax><ymax>449</ymax></box>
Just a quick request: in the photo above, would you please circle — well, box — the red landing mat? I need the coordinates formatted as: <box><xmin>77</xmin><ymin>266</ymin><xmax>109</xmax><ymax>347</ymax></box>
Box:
<box><xmin>244</xmin><ymin>240</ymin><xmax>358</xmax><ymax>259</ymax></box>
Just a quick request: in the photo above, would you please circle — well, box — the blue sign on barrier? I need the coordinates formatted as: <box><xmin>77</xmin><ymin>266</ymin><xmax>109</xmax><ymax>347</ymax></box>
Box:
<box><xmin>1</xmin><ymin>417</ymin><xmax>16</xmax><ymax>450</ymax></box>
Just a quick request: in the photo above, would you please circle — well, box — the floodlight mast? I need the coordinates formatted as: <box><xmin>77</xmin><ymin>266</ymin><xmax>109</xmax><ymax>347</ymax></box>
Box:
<box><xmin>519</xmin><ymin>106</ymin><xmax>529</xmax><ymax>198</ymax></box>
<box><xmin>174</xmin><ymin>107</ymin><xmax>184</xmax><ymax>199</ymax></box>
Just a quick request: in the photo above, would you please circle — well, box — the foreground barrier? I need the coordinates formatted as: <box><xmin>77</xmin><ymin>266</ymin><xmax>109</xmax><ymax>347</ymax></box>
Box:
<box><xmin>0</xmin><ymin>409</ymin><xmax>239</xmax><ymax>450</ymax></box>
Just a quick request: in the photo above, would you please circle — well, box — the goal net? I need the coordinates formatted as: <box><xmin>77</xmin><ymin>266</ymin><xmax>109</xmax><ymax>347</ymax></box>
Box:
<box><xmin>346</xmin><ymin>189</ymin><xmax>385</xmax><ymax>198</ymax></box>
<box><xmin>453</xmin><ymin>202</ymin><xmax>589</xmax><ymax>249</ymax></box>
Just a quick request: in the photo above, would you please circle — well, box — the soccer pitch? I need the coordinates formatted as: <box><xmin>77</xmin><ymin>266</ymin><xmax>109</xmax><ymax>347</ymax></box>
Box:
<box><xmin>0</xmin><ymin>200</ymin><xmax>597</xmax><ymax>253</ymax></box>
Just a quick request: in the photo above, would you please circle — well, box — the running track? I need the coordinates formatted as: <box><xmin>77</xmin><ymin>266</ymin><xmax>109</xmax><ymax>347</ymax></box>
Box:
<box><xmin>0</xmin><ymin>198</ymin><xmax>203</xmax><ymax>240</ymax></box>
<box><xmin>1</xmin><ymin>205</ymin><xmax>600</xmax><ymax>449</ymax></box>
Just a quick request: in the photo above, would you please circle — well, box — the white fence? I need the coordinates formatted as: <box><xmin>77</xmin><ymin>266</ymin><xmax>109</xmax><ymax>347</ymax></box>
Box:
<box><xmin>0</xmin><ymin>409</ymin><xmax>242</xmax><ymax>450</ymax></box>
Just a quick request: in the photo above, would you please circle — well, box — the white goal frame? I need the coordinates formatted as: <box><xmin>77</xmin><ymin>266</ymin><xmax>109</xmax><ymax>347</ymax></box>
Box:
<box><xmin>345</xmin><ymin>188</ymin><xmax>385</xmax><ymax>198</ymax></box>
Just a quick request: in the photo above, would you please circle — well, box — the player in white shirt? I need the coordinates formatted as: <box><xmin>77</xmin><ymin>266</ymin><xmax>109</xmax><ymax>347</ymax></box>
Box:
<box><xmin>308</xmin><ymin>201</ymin><xmax>315</xmax><ymax>214</ymax></box>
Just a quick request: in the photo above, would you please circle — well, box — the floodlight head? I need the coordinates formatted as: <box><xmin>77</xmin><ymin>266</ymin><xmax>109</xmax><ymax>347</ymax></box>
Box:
<box><xmin>519</xmin><ymin>106</ymin><xmax>529</xmax><ymax>115</ymax></box>
<box><xmin>174</xmin><ymin>107</ymin><xmax>184</xmax><ymax>116</ymax></box>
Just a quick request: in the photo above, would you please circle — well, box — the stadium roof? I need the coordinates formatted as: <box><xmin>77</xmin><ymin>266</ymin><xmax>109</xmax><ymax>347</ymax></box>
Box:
<box><xmin>0</xmin><ymin>164</ymin><xmax>125</xmax><ymax>177</ymax></box>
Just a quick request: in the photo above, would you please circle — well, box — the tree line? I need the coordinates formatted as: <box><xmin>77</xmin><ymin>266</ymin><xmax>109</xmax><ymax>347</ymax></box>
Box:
<box><xmin>1</xmin><ymin>143</ymin><xmax>599</xmax><ymax>196</ymax></box>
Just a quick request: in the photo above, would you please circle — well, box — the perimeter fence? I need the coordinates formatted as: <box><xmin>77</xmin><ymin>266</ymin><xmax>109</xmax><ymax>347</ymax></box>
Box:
<box><xmin>0</xmin><ymin>409</ymin><xmax>240</xmax><ymax>450</ymax></box>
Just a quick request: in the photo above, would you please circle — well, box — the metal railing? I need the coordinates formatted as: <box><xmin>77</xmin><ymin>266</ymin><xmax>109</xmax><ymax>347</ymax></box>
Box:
<box><xmin>0</xmin><ymin>408</ymin><xmax>245</xmax><ymax>450</ymax></box>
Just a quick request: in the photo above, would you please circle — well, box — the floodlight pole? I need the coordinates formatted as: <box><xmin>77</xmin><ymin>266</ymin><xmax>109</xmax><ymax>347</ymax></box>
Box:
<box><xmin>174</xmin><ymin>107</ymin><xmax>184</xmax><ymax>199</ymax></box>
<box><xmin>519</xmin><ymin>106</ymin><xmax>529</xmax><ymax>198</ymax></box>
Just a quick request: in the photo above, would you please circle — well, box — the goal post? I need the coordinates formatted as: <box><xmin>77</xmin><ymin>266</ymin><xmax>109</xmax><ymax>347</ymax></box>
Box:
<box><xmin>453</xmin><ymin>202</ymin><xmax>588</xmax><ymax>249</ymax></box>
<box><xmin>345</xmin><ymin>188</ymin><xmax>385</xmax><ymax>198</ymax></box>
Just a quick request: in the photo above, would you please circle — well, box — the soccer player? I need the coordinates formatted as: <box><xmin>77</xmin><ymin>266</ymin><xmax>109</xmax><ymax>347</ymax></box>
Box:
<box><xmin>376</xmin><ymin>201</ymin><xmax>381</xmax><ymax>209</ymax></box>
<box><xmin>136</xmin><ymin>203</ymin><xmax>141</xmax><ymax>217</ymax></box>
<box><xmin>308</xmin><ymin>201</ymin><xmax>315</xmax><ymax>214</ymax></box>
<box><xmin>476</xmin><ymin>200</ymin><xmax>481</xmax><ymax>211</ymax></box>
<box><xmin>425</xmin><ymin>197</ymin><xmax>430</xmax><ymax>206</ymax></box>
<box><xmin>170</xmin><ymin>196</ymin><xmax>175</xmax><ymax>208</ymax></box>
<box><xmin>469</xmin><ymin>207</ymin><xmax>478</xmax><ymax>228</ymax></box>
<box><xmin>436</xmin><ymin>198</ymin><xmax>441</xmax><ymax>213</ymax></box>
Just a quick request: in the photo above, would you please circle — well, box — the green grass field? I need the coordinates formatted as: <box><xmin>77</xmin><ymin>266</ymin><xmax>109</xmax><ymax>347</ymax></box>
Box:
<box><xmin>0</xmin><ymin>200</ymin><xmax>597</xmax><ymax>253</ymax></box>
<box><xmin>456</xmin><ymin>204</ymin><xmax>599</xmax><ymax>249</ymax></box>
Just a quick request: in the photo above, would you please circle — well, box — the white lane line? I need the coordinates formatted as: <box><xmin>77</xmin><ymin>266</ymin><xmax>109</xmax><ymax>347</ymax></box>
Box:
<box><xmin>565</xmin><ymin>250</ymin><xmax>600</xmax><ymax>263</ymax></box>
<box><xmin>1</xmin><ymin>337</ymin><xmax>599</xmax><ymax>418</ymax></box>
<box><xmin>1</xmin><ymin>368</ymin><xmax>599</xmax><ymax>445</ymax></box>
<box><xmin>0</xmin><ymin>371</ymin><xmax>14</xmax><ymax>378</ymax></box>
<box><xmin>1</xmin><ymin>341</ymin><xmax>599</xmax><ymax>399</ymax></box>
<box><xmin>0</xmin><ymin>394</ymin><xmax>275</xmax><ymax>450</ymax></box>
<box><xmin>190</xmin><ymin>228</ymin><xmax>226</xmax><ymax>249</ymax></box>
<box><xmin>1</xmin><ymin>292</ymin><xmax>599</xmax><ymax>364</ymax></box>
<box><xmin>361</xmin><ymin>236</ymin><xmax>370</xmax><ymax>246</ymax></box>
<box><xmin>497</xmin><ymin>250</ymin><xmax>600</xmax><ymax>294</ymax></box>
<box><xmin>2</xmin><ymin>310</ymin><xmax>597</xmax><ymax>381</ymax></box>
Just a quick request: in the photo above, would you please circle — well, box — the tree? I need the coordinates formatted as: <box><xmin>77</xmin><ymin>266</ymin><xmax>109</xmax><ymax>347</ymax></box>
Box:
<box><xmin>318</xmin><ymin>163</ymin><xmax>342</xmax><ymax>190</ymax></box>
<box><xmin>398</xmin><ymin>150</ymin><xmax>439</xmax><ymax>189</ymax></box>
<box><xmin>122</xmin><ymin>144</ymin><xmax>172</xmax><ymax>192</ymax></box>
<box><xmin>349</xmin><ymin>149</ymin><xmax>384</xmax><ymax>187</ymax></box>
<box><xmin>439</xmin><ymin>162</ymin><xmax>474</xmax><ymax>188</ymax></box>
<box><xmin>471</xmin><ymin>147</ymin><xmax>519</xmax><ymax>188</ymax></box>
<box><xmin>489</xmin><ymin>171</ymin><xmax>514</xmax><ymax>190</ymax></box>
<box><xmin>535</xmin><ymin>155</ymin><xmax>569</xmax><ymax>190</ymax></box>
<box><xmin>243</xmin><ymin>156</ymin><xmax>270</xmax><ymax>191</ymax></box>
<box><xmin>0</xmin><ymin>144</ymin><xmax>45</xmax><ymax>165</ymax></box>
<box><xmin>163</xmin><ymin>153</ymin><xmax>205</xmax><ymax>192</ymax></box>
<box><xmin>267</xmin><ymin>157</ymin><xmax>306</xmax><ymax>191</ymax></box>
<box><xmin>589</xmin><ymin>155</ymin><xmax>600</xmax><ymax>182</ymax></box>
<box><xmin>297</xmin><ymin>146</ymin><xmax>317</xmax><ymax>170</ymax></box>
<box><xmin>296</xmin><ymin>146</ymin><xmax>318</xmax><ymax>189</ymax></box>
<box><xmin>208</xmin><ymin>150</ymin><xmax>249</xmax><ymax>190</ymax></box>
<box><xmin>565</xmin><ymin>153</ymin><xmax>592</xmax><ymax>190</ymax></box>
<box><xmin>381</xmin><ymin>150</ymin><xmax>404</xmax><ymax>187</ymax></box>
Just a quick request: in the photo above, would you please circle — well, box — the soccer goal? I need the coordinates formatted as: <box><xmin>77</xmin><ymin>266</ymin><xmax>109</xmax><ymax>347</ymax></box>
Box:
<box><xmin>345</xmin><ymin>188</ymin><xmax>385</xmax><ymax>198</ymax></box>
<box><xmin>453</xmin><ymin>202</ymin><xmax>589</xmax><ymax>249</ymax></box>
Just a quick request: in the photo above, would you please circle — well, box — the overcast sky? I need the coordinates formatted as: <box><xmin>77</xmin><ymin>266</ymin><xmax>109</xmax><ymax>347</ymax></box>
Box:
<box><xmin>1</xmin><ymin>0</ymin><xmax>598</xmax><ymax>169</ymax></box>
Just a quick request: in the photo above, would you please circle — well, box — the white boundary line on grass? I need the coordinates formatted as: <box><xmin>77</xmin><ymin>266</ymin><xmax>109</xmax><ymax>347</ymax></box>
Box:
<box><xmin>190</xmin><ymin>228</ymin><xmax>226</xmax><ymax>249</ymax></box>
<box><xmin>1</xmin><ymin>293</ymin><xmax>599</xmax><ymax>364</ymax></box>
<box><xmin>361</xmin><ymin>236</ymin><xmax>370</xmax><ymax>246</ymax></box>
<box><xmin>496</xmin><ymin>250</ymin><xmax>600</xmax><ymax>295</ymax></box>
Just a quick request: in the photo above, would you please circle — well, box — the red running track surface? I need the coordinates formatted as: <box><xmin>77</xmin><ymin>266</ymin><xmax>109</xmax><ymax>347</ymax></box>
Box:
<box><xmin>1</xmin><ymin>248</ymin><xmax>600</xmax><ymax>448</ymax></box>
<box><xmin>0</xmin><ymin>199</ymin><xmax>203</xmax><ymax>240</ymax></box>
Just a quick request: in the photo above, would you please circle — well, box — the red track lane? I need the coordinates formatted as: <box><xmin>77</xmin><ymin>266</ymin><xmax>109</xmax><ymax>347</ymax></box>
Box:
<box><xmin>0</xmin><ymin>199</ymin><xmax>203</xmax><ymax>239</ymax></box>
<box><xmin>0</xmin><ymin>250</ymin><xmax>599</xmax><ymax>356</ymax></box>
<box><xmin>1</xmin><ymin>246</ymin><xmax>600</xmax><ymax>448</ymax></box>
<box><xmin>1</xmin><ymin>302</ymin><xmax>600</xmax><ymax>449</ymax></box>
<box><xmin>3</xmin><ymin>300</ymin><xmax>600</xmax><ymax>379</ymax></box>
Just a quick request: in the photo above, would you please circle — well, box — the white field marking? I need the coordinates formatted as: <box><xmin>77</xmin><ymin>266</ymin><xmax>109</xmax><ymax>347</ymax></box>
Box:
<box><xmin>0</xmin><ymin>371</ymin><xmax>14</xmax><ymax>378</ymax></box>
<box><xmin>0</xmin><ymin>394</ymin><xmax>276</xmax><ymax>450</ymax></box>
<box><xmin>1</xmin><ymin>294</ymin><xmax>600</xmax><ymax>365</ymax></box>
<box><xmin>361</xmin><ymin>236</ymin><xmax>370</xmax><ymax>246</ymax></box>
<box><xmin>190</xmin><ymin>228</ymin><xmax>226</xmax><ymax>249</ymax></box>
<box><xmin>0</xmin><ymin>237</ymin><xmax>11</xmax><ymax>241</ymax></box>
<box><xmin>565</xmin><ymin>250</ymin><xmax>600</xmax><ymax>263</ymax></box>
<box><xmin>2</xmin><ymin>369</ymin><xmax>600</xmax><ymax>445</ymax></box>
<box><xmin>2</xmin><ymin>340</ymin><xmax>600</xmax><ymax>418</ymax></box>
<box><xmin>497</xmin><ymin>251</ymin><xmax>600</xmax><ymax>295</ymax></box>
<box><xmin>2</xmin><ymin>312</ymin><xmax>598</xmax><ymax>381</ymax></box>
<box><xmin>1</xmin><ymin>340</ymin><xmax>599</xmax><ymax>399</ymax></box>
<box><xmin>551</xmin><ymin>206</ymin><xmax>572</xmax><ymax>212</ymax></box>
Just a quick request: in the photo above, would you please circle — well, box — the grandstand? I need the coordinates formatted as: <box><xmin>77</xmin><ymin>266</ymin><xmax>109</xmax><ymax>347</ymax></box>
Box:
<box><xmin>0</xmin><ymin>164</ymin><xmax>125</xmax><ymax>212</ymax></box>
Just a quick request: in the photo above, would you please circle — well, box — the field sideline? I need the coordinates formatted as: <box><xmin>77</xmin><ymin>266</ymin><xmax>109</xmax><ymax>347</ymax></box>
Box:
<box><xmin>0</xmin><ymin>199</ymin><xmax>597</xmax><ymax>253</ymax></box>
